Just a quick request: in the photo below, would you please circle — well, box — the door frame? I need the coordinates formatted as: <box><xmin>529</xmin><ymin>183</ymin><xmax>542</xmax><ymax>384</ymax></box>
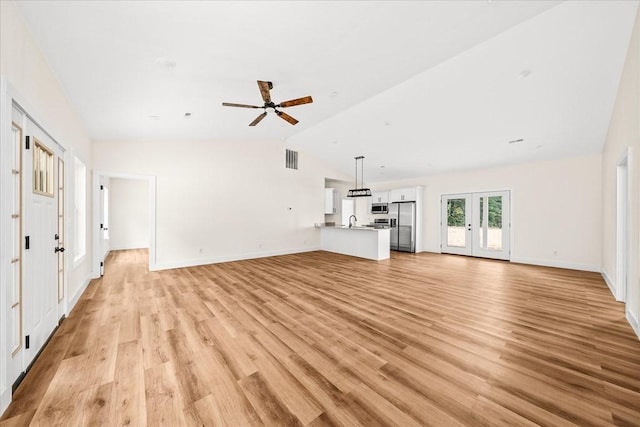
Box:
<box><xmin>91</xmin><ymin>171</ymin><xmax>157</xmax><ymax>277</ymax></box>
<box><xmin>441</xmin><ymin>190</ymin><xmax>512</xmax><ymax>260</ymax></box>
<box><xmin>616</xmin><ymin>148</ymin><xmax>630</xmax><ymax>303</ymax></box>
<box><xmin>0</xmin><ymin>78</ymin><xmax>70</xmax><ymax>413</ymax></box>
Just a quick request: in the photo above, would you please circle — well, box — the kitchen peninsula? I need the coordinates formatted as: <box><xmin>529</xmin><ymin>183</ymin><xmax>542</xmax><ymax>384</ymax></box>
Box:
<box><xmin>320</xmin><ymin>226</ymin><xmax>390</xmax><ymax>260</ymax></box>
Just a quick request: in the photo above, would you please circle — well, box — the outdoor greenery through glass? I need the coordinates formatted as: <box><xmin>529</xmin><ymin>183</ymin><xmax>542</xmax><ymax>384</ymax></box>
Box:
<box><xmin>447</xmin><ymin>197</ymin><xmax>502</xmax><ymax>227</ymax></box>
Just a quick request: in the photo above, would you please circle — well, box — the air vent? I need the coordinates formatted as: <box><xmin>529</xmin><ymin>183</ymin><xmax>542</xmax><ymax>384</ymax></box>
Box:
<box><xmin>285</xmin><ymin>149</ymin><xmax>298</xmax><ymax>170</ymax></box>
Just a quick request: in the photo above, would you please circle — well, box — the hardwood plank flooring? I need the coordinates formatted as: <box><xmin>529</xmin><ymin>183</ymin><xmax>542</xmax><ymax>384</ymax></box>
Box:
<box><xmin>2</xmin><ymin>249</ymin><xmax>639</xmax><ymax>426</ymax></box>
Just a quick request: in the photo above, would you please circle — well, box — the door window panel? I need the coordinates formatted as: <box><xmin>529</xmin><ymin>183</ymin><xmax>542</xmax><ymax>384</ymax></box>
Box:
<box><xmin>447</xmin><ymin>198</ymin><xmax>466</xmax><ymax>247</ymax></box>
<box><xmin>488</xmin><ymin>195</ymin><xmax>503</xmax><ymax>250</ymax></box>
<box><xmin>33</xmin><ymin>139</ymin><xmax>54</xmax><ymax>196</ymax></box>
<box><xmin>11</xmin><ymin>122</ymin><xmax>23</xmax><ymax>354</ymax></box>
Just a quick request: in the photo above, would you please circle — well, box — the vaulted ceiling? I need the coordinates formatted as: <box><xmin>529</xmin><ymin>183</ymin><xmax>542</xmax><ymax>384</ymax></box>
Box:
<box><xmin>16</xmin><ymin>1</ymin><xmax>638</xmax><ymax>181</ymax></box>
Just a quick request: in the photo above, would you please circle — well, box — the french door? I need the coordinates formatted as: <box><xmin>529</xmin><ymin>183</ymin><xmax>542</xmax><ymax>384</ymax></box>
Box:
<box><xmin>441</xmin><ymin>191</ymin><xmax>510</xmax><ymax>260</ymax></box>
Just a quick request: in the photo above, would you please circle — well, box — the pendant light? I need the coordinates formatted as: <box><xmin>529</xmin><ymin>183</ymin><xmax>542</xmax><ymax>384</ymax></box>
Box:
<box><xmin>347</xmin><ymin>156</ymin><xmax>372</xmax><ymax>197</ymax></box>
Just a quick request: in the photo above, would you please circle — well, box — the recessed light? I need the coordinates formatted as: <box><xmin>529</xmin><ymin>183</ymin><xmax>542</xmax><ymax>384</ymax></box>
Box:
<box><xmin>148</xmin><ymin>115</ymin><xmax>160</xmax><ymax>120</ymax></box>
<box><xmin>508</xmin><ymin>138</ymin><xmax>524</xmax><ymax>144</ymax></box>
<box><xmin>536</xmin><ymin>145</ymin><xmax>543</xmax><ymax>149</ymax></box>
<box><xmin>380</xmin><ymin>165</ymin><xmax>385</xmax><ymax>168</ymax></box>
<box><xmin>155</xmin><ymin>57</ymin><xmax>177</xmax><ymax>68</ymax></box>
<box><xmin>518</xmin><ymin>69</ymin><xmax>532</xmax><ymax>79</ymax></box>
<box><xmin>184</xmin><ymin>112</ymin><xmax>192</xmax><ymax>118</ymax></box>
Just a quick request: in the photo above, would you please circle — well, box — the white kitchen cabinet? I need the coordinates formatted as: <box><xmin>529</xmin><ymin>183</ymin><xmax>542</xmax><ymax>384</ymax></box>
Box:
<box><xmin>389</xmin><ymin>187</ymin><xmax>417</xmax><ymax>202</ymax></box>
<box><xmin>324</xmin><ymin>188</ymin><xmax>341</xmax><ymax>214</ymax></box>
<box><xmin>371</xmin><ymin>191</ymin><xmax>389</xmax><ymax>204</ymax></box>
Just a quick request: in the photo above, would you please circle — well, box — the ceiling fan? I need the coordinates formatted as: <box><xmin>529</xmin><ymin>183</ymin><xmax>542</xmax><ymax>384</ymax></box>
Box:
<box><xmin>222</xmin><ymin>80</ymin><xmax>313</xmax><ymax>126</ymax></box>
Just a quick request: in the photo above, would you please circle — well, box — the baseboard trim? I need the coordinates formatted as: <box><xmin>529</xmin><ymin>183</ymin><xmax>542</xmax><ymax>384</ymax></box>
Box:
<box><xmin>152</xmin><ymin>246</ymin><xmax>321</xmax><ymax>271</ymax></box>
<box><xmin>601</xmin><ymin>270</ymin><xmax>616</xmax><ymax>299</ymax></box>
<box><xmin>510</xmin><ymin>256</ymin><xmax>600</xmax><ymax>272</ymax></box>
<box><xmin>626</xmin><ymin>309</ymin><xmax>640</xmax><ymax>341</ymax></box>
<box><xmin>1</xmin><ymin>386</ymin><xmax>9</xmax><ymax>419</ymax></box>
<box><xmin>69</xmin><ymin>275</ymin><xmax>93</xmax><ymax>313</ymax></box>
<box><xmin>109</xmin><ymin>245</ymin><xmax>149</xmax><ymax>251</ymax></box>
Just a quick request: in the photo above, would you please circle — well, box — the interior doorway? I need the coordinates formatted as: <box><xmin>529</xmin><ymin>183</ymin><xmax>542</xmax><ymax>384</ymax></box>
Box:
<box><xmin>92</xmin><ymin>172</ymin><xmax>157</xmax><ymax>276</ymax></box>
<box><xmin>441</xmin><ymin>190</ymin><xmax>511</xmax><ymax>260</ymax></box>
<box><xmin>616</xmin><ymin>149</ymin><xmax>630</xmax><ymax>303</ymax></box>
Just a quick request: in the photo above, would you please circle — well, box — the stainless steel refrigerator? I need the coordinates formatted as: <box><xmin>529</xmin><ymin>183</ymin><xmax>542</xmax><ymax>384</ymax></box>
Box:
<box><xmin>389</xmin><ymin>202</ymin><xmax>416</xmax><ymax>252</ymax></box>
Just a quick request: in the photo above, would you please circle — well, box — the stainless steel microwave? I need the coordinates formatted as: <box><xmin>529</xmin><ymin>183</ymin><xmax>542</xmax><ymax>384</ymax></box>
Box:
<box><xmin>371</xmin><ymin>203</ymin><xmax>388</xmax><ymax>214</ymax></box>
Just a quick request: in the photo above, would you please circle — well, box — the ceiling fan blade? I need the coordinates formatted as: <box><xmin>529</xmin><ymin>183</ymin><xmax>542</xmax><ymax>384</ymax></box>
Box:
<box><xmin>222</xmin><ymin>102</ymin><xmax>261</xmax><ymax>109</ymax></box>
<box><xmin>249</xmin><ymin>112</ymin><xmax>267</xmax><ymax>126</ymax></box>
<box><xmin>257</xmin><ymin>80</ymin><xmax>272</xmax><ymax>103</ymax></box>
<box><xmin>277</xmin><ymin>96</ymin><xmax>313</xmax><ymax>108</ymax></box>
<box><xmin>276</xmin><ymin>111</ymin><xmax>299</xmax><ymax>125</ymax></box>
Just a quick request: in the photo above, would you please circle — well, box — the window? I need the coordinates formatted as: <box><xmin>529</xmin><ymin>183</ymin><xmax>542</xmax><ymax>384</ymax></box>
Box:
<box><xmin>11</xmin><ymin>122</ymin><xmax>23</xmax><ymax>354</ymax></box>
<box><xmin>33</xmin><ymin>139</ymin><xmax>54</xmax><ymax>196</ymax></box>
<box><xmin>74</xmin><ymin>157</ymin><xmax>86</xmax><ymax>263</ymax></box>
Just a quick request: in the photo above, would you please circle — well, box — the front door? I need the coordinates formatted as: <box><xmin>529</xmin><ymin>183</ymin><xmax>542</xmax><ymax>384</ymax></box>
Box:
<box><xmin>442</xmin><ymin>191</ymin><xmax>511</xmax><ymax>260</ymax></box>
<box><xmin>22</xmin><ymin>118</ymin><xmax>60</xmax><ymax>368</ymax></box>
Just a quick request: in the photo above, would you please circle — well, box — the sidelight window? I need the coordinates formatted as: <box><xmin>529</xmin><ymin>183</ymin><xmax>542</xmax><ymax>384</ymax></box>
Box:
<box><xmin>74</xmin><ymin>157</ymin><xmax>87</xmax><ymax>263</ymax></box>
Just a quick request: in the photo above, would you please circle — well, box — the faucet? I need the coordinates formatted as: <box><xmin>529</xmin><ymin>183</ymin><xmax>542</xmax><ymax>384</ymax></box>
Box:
<box><xmin>349</xmin><ymin>215</ymin><xmax>357</xmax><ymax>228</ymax></box>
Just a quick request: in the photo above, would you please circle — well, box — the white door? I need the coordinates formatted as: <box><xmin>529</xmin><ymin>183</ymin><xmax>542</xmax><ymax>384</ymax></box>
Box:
<box><xmin>100</xmin><ymin>182</ymin><xmax>110</xmax><ymax>258</ymax></box>
<box><xmin>22</xmin><ymin>119</ymin><xmax>60</xmax><ymax>368</ymax></box>
<box><xmin>441</xmin><ymin>194</ymin><xmax>472</xmax><ymax>255</ymax></box>
<box><xmin>471</xmin><ymin>191</ymin><xmax>511</xmax><ymax>260</ymax></box>
<box><xmin>442</xmin><ymin>191</ymin><xmax>511</xmax><ymax>260</ymax></box>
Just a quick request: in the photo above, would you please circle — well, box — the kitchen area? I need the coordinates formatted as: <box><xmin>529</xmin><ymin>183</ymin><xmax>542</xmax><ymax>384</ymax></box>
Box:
<box><xmin>318</xmin><ymin>180</ymin><xmax>423</xmax><ymax>261</ymax></box>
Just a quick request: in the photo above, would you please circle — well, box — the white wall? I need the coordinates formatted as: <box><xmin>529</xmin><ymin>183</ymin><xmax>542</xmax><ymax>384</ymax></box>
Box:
<box><xmin>324</xmin><ymin>179</ymin><xmax>357</xmax><ymax>226</ymax></box>
<box><xmin>374</xmin><ymin>153</ymin><xmax>603</xmax><ymax>272</ymax></box>
<box><xmin>109</xmin><ymin>178</ymin><xmax>149</xmax><ymax>250</ymax></box>
<box><xmin>93</xmin><ymin>139</ymin><xmax>349</xmax><ymax>270</ymax></box>
<box><xmin>602</xmin><ymin>6</ymin><xmax>640</xmax><ymax>338</ymax></box>
<box><xmin>0</xmin><ymin>0</ymin><xmax>94</xmax><ymax>415</ymax></box>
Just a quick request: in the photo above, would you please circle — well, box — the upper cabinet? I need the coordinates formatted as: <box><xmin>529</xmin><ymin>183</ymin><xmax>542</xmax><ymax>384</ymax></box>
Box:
<box><xmin>389</xmin><ymin>187</ymin><xmax>417</xmax><ymax>202</ymax></box>
<box><xmin>324</xmin><ymin>188</ymin><xmax>341</xmax><ymax>214</ymax></box>
<box><xmin>371</xmin><ymin>191</ymin><xmax>389</xmax><ymax>204</ymax></box>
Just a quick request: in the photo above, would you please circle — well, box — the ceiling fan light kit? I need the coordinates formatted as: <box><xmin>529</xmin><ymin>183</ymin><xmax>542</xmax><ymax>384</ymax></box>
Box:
<box><xmin>222</xmin><ymin>80</ymin><xmax>313</xmax><ymax>126</ymax></box>
<box><xmin>347</xmin><ymin>156</ymin><xmax>372</xmax><ymax>198</ymax></box>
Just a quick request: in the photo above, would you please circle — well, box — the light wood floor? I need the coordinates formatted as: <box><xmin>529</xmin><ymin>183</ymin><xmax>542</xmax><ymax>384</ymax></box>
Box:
<box><xmin>2</xmin><ymin>249</ymin><xmax>639</xmax><ymax>426</ymax></box>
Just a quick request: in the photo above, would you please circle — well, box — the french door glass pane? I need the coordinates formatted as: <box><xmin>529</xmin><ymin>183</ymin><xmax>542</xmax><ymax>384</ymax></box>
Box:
<box><xmin>447</xmin><ymin>198</ymin><xmax>466</xmax><ymax>247</ymax></box>
<box><xmin>488</xmin><ymin>195</ymin><xmax>502</xmax><ymax>250</ymax></box>
<box><xmin>479</xmin><ymin>197</ymin><xmax>485</xmax><ymax>248</ymax></box>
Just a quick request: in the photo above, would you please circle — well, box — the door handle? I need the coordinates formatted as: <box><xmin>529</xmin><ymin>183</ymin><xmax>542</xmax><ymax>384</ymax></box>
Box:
<box><xmin>55</xmin><ymin>247</ymin><xmax>65</xmax><ymax>253</ymax></box>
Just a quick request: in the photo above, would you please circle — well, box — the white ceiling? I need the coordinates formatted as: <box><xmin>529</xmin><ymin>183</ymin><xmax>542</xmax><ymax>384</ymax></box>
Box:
<box><xmin>16</xmin><ymin>0</ymin><xmax>639</xmax><ymax>182</ymax></box>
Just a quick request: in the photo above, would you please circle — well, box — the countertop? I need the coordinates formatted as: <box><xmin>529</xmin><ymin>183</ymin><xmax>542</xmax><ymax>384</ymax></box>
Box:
<box><xmin>315</xmin><ymin>224</ymin><xmax>389</xmax><ymax>231</ymax></box>
<box><xmin>332</xmin><ymin>226</ymin><xmax>390</xmax><ymax>231</ymax></box>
